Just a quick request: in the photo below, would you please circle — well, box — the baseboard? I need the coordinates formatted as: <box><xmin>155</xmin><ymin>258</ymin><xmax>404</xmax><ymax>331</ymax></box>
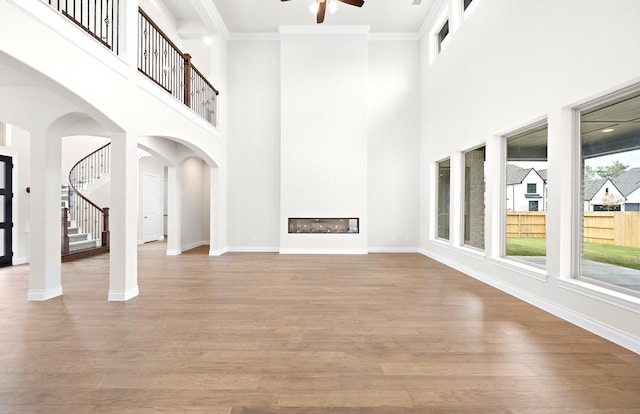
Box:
<box><xmin>209</xmin><ymin>247</ymin><xmax>228</xmax><ymax>256</ymax></box>
<box><xmin>13</xmin><ymin>256</ymin><xmax>27</xmax><ymax>265</ymax></box>
<box><xmin>368</xmin><ymin>247</ymin><xmax>420</xmax><ymax>253</ymax></box>
<box><xmin>27</xmin><ymin>286</ymin><xmax>63</xmax><ymax>301</ymax></box>
<box><xmin>108</xmin><ymin>286</ymin><xmax>139</xmax><ymax>301</ymax></box>
<box><xmin>166</xmin><ymin>248</ymin><xmax>181</xmax><ymax>256</ymax></box>
<box><xmin>419</xmin><ymin>248</ymin><xmax>640</xmax><ymax>354</ymax></box>
<box><xmin>182</xmin><ymin>240</ymin><xmax>209</xmax><ymax>252</ymax></box>
<box><xmin>279</xmin><ymin>248</ymin><xmax>369</xmax><ymax>255</ymax></box>
<box><xmin>226</xmin><ymin>247</ymin><xmax>279</xmax><ymax>253</ymax></box>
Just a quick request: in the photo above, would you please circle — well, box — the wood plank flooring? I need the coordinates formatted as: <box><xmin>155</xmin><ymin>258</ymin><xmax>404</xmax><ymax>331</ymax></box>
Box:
<box><xmin>0</xmin><ymin>241</ymin><xmax>638</xmax><ymax>413</ymax></box>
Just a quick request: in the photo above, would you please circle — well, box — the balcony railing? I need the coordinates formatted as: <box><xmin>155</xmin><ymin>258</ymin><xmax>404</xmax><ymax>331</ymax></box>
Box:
<box><xmin>138</xmin><ymin>8</ymin><xmax>219</xmax><ymax>126</ymax></box>
<box><xmin>45</xmin><ymin>0</ymin><xmax>120</xmax><ymax>53</ymax></box>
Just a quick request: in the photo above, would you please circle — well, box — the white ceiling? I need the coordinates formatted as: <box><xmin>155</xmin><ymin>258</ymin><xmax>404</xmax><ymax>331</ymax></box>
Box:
<box><xmin>163</xmin><ymin>0</ymin><xmax>437</xmax><ymax>34</ymax></box>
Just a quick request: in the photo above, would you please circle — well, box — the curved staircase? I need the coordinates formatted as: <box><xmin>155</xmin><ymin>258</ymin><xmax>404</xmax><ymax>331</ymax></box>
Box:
<box><xmin>61</xmin><ymin>143</ymin><xmax>110</xmax><ymax>262</ymax></box>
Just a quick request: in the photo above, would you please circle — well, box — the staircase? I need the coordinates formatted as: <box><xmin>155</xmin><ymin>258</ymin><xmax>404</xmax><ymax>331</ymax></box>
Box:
<box><xmin>61</xmin><ymin>144</ymin><xmax>111</xmax><ymax>262</ymax></box>
<box><xmin>61</xmin><ymin>185</ymin><xmax>100</xmax><ymax>254</ymax></box>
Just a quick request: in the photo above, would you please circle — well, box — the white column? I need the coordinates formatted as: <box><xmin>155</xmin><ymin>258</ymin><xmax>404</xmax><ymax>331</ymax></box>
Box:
<box><xmin>209</xmin><ymin>165</ymin><xmax>226</xmax><ymax>256</ymax></box>
<box><xmin>166</xmin><ymin>166</ymin><xmax>181</xmax><ymax>255</ymax></box>
<box><xmin>108</xmin><ymin>132</ymin><xmax>139</xmax><ymax>301</ymax></box>
<box><xmin>119</xmin><ymin>0</ymin><xmax>139</xmax><ymax>70</ymax></box>
<box><xmin>485</xmin><ymin>134</ymin><xmax>505</xmax><ymax>259</ymax></box>
<box><xmin>27</xmin><ymin>128</ymin><xmax>62</xmax><ymax>300</ymax></box>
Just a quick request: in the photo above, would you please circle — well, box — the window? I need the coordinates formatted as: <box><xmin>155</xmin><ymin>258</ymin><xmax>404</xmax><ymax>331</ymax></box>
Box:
<box><xmin>463</xmin><ymin>146</ymin><xmax>485</xmax><ymax>250</ymax></box>
<box><xmin>437</xmin><ymin>159</ymin><xmax>451</xmax><ymax>240</ymax></box>
<box><xmin>437</xmin><ymin>20</ymin><xmax>449</xmax><ymax>54</ymax></box>
<box><xmin>463</xmin><ymin>0</ymin><xmax>473</xmax><ymax>11</ymax></box>
<box><xmin>505</xmin><ymin>123</ymin><xmax>548</xmax><ymax>269</ymax></box>
<box><xmin>579</xmin><ymin>90</ymin><xmax>640</xmax><ymax>294</ymax></box>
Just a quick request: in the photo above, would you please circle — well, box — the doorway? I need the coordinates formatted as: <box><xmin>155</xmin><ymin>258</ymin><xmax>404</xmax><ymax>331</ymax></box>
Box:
<box><xmin>142</xmin><ymin>173</ymin><xmax>161</xmax><ymax>243</ymax></box>
<box><xmin>0</xmin><ymin>155</ymin><xmax>12</xmax><ymax>266</ymax></box>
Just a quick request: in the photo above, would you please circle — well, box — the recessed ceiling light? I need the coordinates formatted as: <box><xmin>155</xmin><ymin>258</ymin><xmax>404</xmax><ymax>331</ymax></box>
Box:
<box><xmin>601</xmin><ymin>128</ymin><xmax>615</xmax><ymax>133</ymax></box>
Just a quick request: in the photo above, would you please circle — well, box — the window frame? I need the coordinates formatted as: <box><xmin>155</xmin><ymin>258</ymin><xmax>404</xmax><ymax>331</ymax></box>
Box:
<box><xmin>435</xmin><ymin>158</ymin><xmax>451</xmax><ymax>241</ymax></box>
<box><xmin>501</xmin><ymin>118</ymin><xmax>548</xmax><ymax>271</ymax></box>
<box><xmin>573</xmin><ymin>85</ymin><xmax>640</xmax><ymax>298</ymax></box>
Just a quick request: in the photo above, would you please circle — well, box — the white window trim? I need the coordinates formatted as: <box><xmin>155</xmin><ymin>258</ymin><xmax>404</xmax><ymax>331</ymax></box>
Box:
<box><xmin>429</xmin><ymin>7</ymin><xmax>450</xmax><ymax>64</ymax></box>
<box><xmin>572</xmin><ymin>83</ymin><xmax>640</xmax><ymax>298</ymax></box>
<box><xmin>499</xmin><ymin>118</ymin><xmax>548</xmax><ymax>265</ymax></box>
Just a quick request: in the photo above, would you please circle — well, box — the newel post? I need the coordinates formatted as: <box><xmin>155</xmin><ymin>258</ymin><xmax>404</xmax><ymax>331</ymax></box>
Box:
<box><xmin>183</xmin><ymin>53</ymin><xmax>192</xmax><ymax>108</ymax></box>
<box><xmin>61</xmin><ymin>207</ymin><xmax>69</xmax><ymax>255</ymax></box>
<box><xmin>102</xmin><ymin>207</ymin><xmax>110</xmax><ymax>249</ymax></box>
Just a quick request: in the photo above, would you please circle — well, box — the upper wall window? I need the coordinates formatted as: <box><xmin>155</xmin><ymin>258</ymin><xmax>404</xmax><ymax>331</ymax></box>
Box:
<box><xmin>437</xmin><ymin>20</ymin><xmax>450</xmax><ymax>54</ymax></box>
<box><xmin>579</xmin><ymin>90</ymin><xmax>640</xmax><ymax>295</ymax></box>
<box><xmin>437</xmin><ymin>159</ymin><xmax>451</xmax><ymax>240</ymax></box>
<box><xmin>463</xmin><ymin>0</ymin><xmax>474</xmax><ymax>11</ymax></box>
<box><xmin>505</xmin><ymin>124</ymin><xmax>548</xmax><ymax>269</ymax></box>
<box><xmin>464</xmin><ymin>146</ymin><xmax>486</xmax><ymax>250</ymax></box>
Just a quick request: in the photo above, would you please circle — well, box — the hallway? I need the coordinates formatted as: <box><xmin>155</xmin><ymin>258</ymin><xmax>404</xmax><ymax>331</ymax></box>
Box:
<box><xmin>0</xmin><ymin>243</ymin><xmax>638</xmax><ymax>412</ymax></box>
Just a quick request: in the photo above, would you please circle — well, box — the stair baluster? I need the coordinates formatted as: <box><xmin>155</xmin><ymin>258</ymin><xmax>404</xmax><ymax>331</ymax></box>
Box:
<box><xmin>62</xmin><ymin>143</ymin><xmax>111</xmax><ymax>261</ymax></box>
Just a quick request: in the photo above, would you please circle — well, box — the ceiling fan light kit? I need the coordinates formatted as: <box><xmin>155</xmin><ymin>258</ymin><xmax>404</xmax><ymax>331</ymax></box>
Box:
<box><xmin>281</xmin><ymin>0</ymin><xmax>365</xmax><ymax>24</ymax></box>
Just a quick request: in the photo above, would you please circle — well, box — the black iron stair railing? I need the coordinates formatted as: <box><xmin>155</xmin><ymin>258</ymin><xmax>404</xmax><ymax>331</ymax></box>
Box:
<box><xmin>62</xmin><ymin>143</ymin><xmax>110</xmax><ymax>261</ymax></box>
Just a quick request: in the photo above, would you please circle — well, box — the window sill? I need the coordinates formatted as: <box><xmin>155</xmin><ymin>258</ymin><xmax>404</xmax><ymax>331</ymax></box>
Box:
<box><xmin>557</xmin><ymin>278</ymin><xmax>640</xmax><ymax>314</ymax></box>
<box><xmin>491</xmin><ymin>257</ymin><xmax>548</xmax><ymax>282</ymax></box>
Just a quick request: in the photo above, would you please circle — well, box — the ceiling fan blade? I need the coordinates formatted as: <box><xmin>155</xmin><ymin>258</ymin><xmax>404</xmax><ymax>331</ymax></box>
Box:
<box><xmin>337</xmin><ymin>0</ymin><xmax>364</xmax><ymax>7</ymax></box>
<box><xmin>317</xmin><ymin>1</ymin><xmax>326</xmax><ymax>23</ymax></box>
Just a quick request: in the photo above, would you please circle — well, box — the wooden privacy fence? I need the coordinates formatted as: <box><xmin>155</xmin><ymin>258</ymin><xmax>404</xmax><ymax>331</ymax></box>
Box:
<box><xmin>507</xmin><ymin>211</ymin><xmax>640</xmax><ymax>248</ymax></box>
<box><xmin>507</xmin><ymin>211</ymin><xmax>547</xmax><ymax>239</ymax></box>
<box><xmin>584</xmin><ymin>212</ymin><xmax>640</xmax><ymax>248</ymax></box>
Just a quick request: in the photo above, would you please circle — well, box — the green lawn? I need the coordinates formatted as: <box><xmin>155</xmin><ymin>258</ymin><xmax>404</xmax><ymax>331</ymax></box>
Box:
<box><xmin>506</xmin><ymin>238</ymin><xmax>640</xmax><ymax>271</ymax></box>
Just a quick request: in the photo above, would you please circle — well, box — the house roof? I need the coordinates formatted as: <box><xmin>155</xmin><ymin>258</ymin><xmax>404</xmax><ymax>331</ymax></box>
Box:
<box><xmin>506</xmin><ymin>164</ymin><xmax>532</xmax><ymax>185</ymax></box>
<box><xmin>612</xmin><ymin>167</ymin><xmax>640</xmax><ymax>196</ymax></box>
<box><xmin>583</xmin><ymin>178</ymin><xmax>608</xmax><ymax>201</ymax></box>
<box><xmin>583</xmin><ymin>178</ymin><xmax>626</xmax><ymax>201</ymax></box>
<box><xmin>537</xmin><ymin>169</ymin><xmax>548</xmax><ymax>181</ymax></box>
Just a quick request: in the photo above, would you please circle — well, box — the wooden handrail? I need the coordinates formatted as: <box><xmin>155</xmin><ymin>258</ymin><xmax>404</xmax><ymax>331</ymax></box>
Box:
<box><xmin>137</xmin><ymin>7</ymin><xmax>219</xmax><ymax>125</ymax></box>
<box><xmin>192</xmin><ymin>64</ymin><xmax>219</xmax><ymax>96</ymax></box>
<box><xmin>68</xmin><ymin>143</ymin><xmax>110</xmax><ymax>213</ymax></box>
<box><xmin>138</xmin><ymin>7</ymin><xmax>185</xmax><ymax>60</ymax></box>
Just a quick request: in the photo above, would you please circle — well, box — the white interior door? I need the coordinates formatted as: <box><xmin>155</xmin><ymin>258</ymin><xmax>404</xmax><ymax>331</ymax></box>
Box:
<box><xmin>142</xmin><ymin>173</ymin><xmax>161</xmax><ymax>243</ymax></box>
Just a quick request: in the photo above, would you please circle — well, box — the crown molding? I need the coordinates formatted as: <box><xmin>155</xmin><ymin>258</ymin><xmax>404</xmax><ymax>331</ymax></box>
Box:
<box><xmin>192</xmin><ymin>0</ymin><xmax>230</xmax><ymax>39</ymax></box>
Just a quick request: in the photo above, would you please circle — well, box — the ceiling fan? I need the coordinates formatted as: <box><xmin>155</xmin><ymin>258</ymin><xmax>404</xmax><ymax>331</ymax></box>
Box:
<box><xmin>281</xmin><ymin>0</ymin><xmax>365</xmax><ymax>24</ymax></box>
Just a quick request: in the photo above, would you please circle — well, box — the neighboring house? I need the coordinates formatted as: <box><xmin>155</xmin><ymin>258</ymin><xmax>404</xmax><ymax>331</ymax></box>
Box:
<box><xmin>613</xmin><ymin>167</ymin><xmax>640</xmax><ymax>211</ymax></box>
<box><xmin>506</xmin><ymin>164</ymin><xmax>547</xmax><ymax>211</ymax></box>
<box><xmin>583</xmin><ymin>178</ymin><xmax>626</xmax><ymax>211</ymax></box>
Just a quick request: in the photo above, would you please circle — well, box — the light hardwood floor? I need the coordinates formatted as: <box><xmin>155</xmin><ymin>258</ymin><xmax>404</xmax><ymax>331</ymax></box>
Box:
<box><xmin>0</xmin><ymin>241</ymin><xmax>638</xmax><ymax>413</ymax></box>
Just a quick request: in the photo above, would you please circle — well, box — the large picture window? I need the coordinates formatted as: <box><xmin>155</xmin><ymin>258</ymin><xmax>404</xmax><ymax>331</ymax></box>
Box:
<box><xmin>463</xmin><ymin>146</ymin><xmax>485</xmax><ymax>250</ymax></box>
<box><xmin>437</xmin><ymin>159</ymin><xmax>450</xmax><ymax>240</ymax></box>
<box><xmin>505</xmin><ymin>124</ymin><xmax>548</xmax><ymax>269</ymax></box>
<box><xmin>580</xmin><ymin>91</ymin><xmax>640</xmax><ymax>294</ymax></box>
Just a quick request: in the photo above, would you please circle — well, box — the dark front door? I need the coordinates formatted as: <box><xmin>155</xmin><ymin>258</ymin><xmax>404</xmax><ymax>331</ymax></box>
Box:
<box><xmin>0</xmin><ymin>155</ymin><xmax>12</xmax><ymax>267</ymax></box>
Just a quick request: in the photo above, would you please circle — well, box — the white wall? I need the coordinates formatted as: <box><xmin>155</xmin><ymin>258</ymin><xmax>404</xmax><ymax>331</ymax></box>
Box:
<box><xmin>280</xmin><ymin>32</ymin><xmax>368</xmax><ymax>254</ymax></box>
<box><xmin>367</xmin><ymin>40</ymin><xmax>420</xmax><ymax>251</ymax></box>
<box><xmin>227</xmin><ymin>40</ymin><xmax>281</xmax><ymax>251</ymax></box>
<box><xmin>61</xmin><ymin>136</ymin><xmax>110</xmax><ymax>184</ymax></box>
<box><xmin>420</xmin><ymin>0</ymin><xmax>640</xmax><ymax>351</ymax></box>
<box><xmin>180</xmin><ymin>156</ymin><xmax>210</xmax><ymax>251</ymax></box>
